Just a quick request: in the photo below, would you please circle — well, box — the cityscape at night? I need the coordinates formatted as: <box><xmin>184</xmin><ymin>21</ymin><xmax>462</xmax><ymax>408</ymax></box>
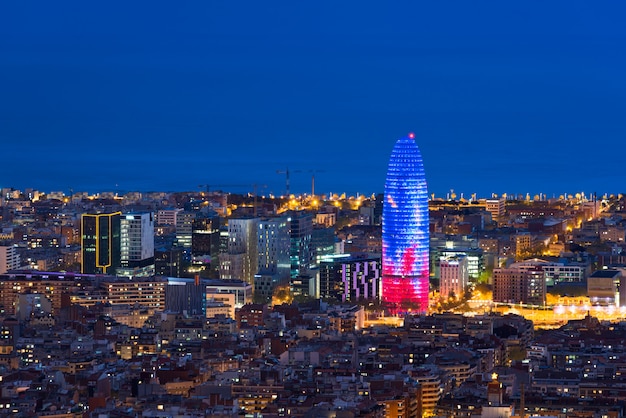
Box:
<box><xmin>3</xmin><ymin>2</ymin><xmax>626</xmax><ymax>418</ymax></box>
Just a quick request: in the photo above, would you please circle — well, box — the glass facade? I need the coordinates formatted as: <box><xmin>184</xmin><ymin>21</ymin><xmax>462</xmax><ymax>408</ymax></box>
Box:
<box><xmin>382</xmin><ymin>134</ymin><xmax>429</xmax><ymax>312</ymax></box>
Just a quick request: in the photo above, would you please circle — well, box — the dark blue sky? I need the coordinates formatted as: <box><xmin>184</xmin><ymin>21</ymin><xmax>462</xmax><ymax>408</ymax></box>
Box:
<box><xmin>1</xmin><ymin>2</ymin><xmax>625</xmax><ymax>198</ymax></box>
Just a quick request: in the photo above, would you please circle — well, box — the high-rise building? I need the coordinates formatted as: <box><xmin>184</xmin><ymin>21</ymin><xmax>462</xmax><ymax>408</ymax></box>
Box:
<box><xmin>257</xmin><ymin>216</ymin><xmax>290</xmax><ymax>278</ymax></box>
<box><xmin>191</xmin><ymin>216</ymin><xmax>221</xmax><ymax>277</ymax></box>
<box><xmin>288</xmin><ymin>211</ymin><xmax>313</xmax><ymax>279</ymax></box>
<box><xmin>254</xmin><ymin>216</ymin><xmax>291</xmax><ymax>300</ymax></box>
<box><xmin>382</xmin><ymin>133</ymin><xmax>429</xmax><ymax>312</ymax></box>
<box><xmin>175</xmin><ymin>211</ymin><xmax>195</xmax><ymax>249</ymax></box>
<box><xmin>81</xmin><ymin>212</ymin><xmax>121</xmax><ymax>274</ymax></box>
<box><xmin>439</xmin><ymin>255</ymin><xmax>469</xmax><ymax>299</ymax></box>
<box><xmin>118</xmin><ymin>213</ymin><xmax>155</xmax><ymax>277</ymax></box>
<box><xmin>220</xmin><ymin>217</ymin><xmax>259</xmax><ymax>284</ymax></box>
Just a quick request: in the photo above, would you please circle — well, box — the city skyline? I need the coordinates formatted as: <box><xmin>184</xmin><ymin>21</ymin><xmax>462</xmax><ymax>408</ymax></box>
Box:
<box><xmin>2</xmin><ymin>3</ymin><xmax>626</xmax><ymax>197</ymax></box>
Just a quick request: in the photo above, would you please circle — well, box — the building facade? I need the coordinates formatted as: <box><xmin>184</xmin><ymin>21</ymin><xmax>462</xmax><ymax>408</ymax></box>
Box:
<box><xmin>440</xmin><ymin>255</ymin><xmax>469</xmax><ymax>299</ymax></box>
<box><xmin>493</xmin><ymin>267</ymin><xmax>546</xmax><ymax>306</ymax></box>
<box><xmin>382</xmin><ymin>134</ymin><xmax>429</xmax><ymax>312</ymax></box>
<box><xmin>118</xmin><ymin>213</ymin><xmax>155</xmax><ymax>277</ymax></box>
<box><xmin>220</xmin><ymin>217</ymin><xmax>259</xmax><ymax>285</ymax></box>
<box><xmin>81</xmin><ymin>212</ymin><xmax>121</xmax><ymax>274</ymax></box>
<box><xmin>319</xmin><ymin>254</ymin><xmax>381</xmax><ymax>302</ymax></box>
<box><xmin>0</xmin><ymin>246</ymin><xmax>20</xmax><ymax>274</ymax></box>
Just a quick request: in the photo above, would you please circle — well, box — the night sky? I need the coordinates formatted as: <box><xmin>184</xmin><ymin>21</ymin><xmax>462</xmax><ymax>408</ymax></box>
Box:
<box><xmin>1</xmin><ymin>2</ymin><xmax>625</xmax><ymax>198</ymax></box>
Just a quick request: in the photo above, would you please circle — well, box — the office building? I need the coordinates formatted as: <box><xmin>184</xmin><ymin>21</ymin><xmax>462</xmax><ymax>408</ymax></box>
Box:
<box><xmin>191</xmin><ymin>216</ymin><xmax>221</xmax><ymax>276</ymax></box>
<box><xmin>382</xmin><ymin>133</ymin><xmax>429</xmax><ymax>312</ymax></box>
<box><xmin>155</xmin><ymin>247</ymin><xmax>184</xmax><ymax>278</ymax></box>
<box><xmin>156</xmin><ymin>208</ymin><xmax>182</xmax><ymax>226</ymax></box>
<box><xmin>175</xmin><ymin>211</ymin><xmax>195</xmax><ymax>249</ymax></box>
<box><xmin>81</xmin><ymin>212</ymin><xmax>121</xmax><ymax>274</ymax></box>
<box><xmin>165</xmin><ymin>276</ymin><xmax>206</xmax><ymax>315</ymax></box>
<box><xmin>118</xmin><ymin>213</ymin><xmax>155</xmax><ymax>277</ymax></box>
<box><xmin>493</xmin><ymin>267</ymin><xmax>546</xmax><ymax>306</ymax></box>
<box><xmin>320</xmin><ymin>254</ymin><xmax>381</xmax><ymax>303</ymax></box>
<box><xmin>220</xmin><ymin>217</ymin><xmax>259</xmax><ymax>285</ymax></box>
<box><xmin>289</xmin><ymin>211</ymin><xmax>313</xmax><ymax>279</ymax></box>
<box><xmin>440</xmin><ymin>255</ymin><xmax>469</xmax><ymax>299</ymax></box>
<box><xmin>255</xmin><ymin>216</ymin><xmax>291</xmax><ymax>300</ymax></box>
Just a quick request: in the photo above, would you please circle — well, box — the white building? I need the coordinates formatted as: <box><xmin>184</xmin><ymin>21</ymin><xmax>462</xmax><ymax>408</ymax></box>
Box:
<box><xmin>0</xmin><ymin>245</ymin><xmax>20</xmax><ymax>274</ymax></box>
<box><xmin>511</xmin><ymin>259</ymin><xmax>586</xmax><ymax>286</ymax></box>
<box><xmin>118</xmin><ymin>213</ymin><xmax>155</xmax><ymax>277</ymax></box>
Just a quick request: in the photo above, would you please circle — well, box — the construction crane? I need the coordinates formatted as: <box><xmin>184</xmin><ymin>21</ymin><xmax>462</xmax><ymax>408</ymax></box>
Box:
<box><xmin>276</xmin><ymin>168</ymin><xmax>323</xmax><ymax>197</ymax></box>
<box><xmin>276</xmin><ymin>168</ymin><xmax>299</xmax><ymax>197</ymax></box>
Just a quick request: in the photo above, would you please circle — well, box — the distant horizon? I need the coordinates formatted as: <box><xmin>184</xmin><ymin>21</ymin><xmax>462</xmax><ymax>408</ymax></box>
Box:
<box><xmin>2</xmin><ymin>178</ymin><xmax>621</xmax><ymax>202</ymax></box>
<box><xmin>2</xmin><ymin>3</ymin><xmax>625</xmax><ymax>200</ymax></box>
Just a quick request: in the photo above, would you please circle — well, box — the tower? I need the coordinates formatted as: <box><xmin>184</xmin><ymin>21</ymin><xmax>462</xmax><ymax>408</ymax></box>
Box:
<box><xmin>81</xmin><ymin>212</ymin><xmax>121</xmax><ymax>274</ymax></box>
<box><xmin>382</xmin><ymin>133</ymin><xmax>429</xmax><ymax>312</ymax></box>
<box><xmin>118</xmin><ymin>213</ymin><xmax>155</xmax><ymax>277</ymax></box>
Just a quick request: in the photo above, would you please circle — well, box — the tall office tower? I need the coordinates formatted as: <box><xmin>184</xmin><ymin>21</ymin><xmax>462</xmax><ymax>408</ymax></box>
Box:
<box><xmin>0</xmin><ymin>245</ymin><xmax>20</xmax><ymax>274</ymax></box>
<box><xmin>255</xmin><ymin>216</ymin><xmax>291</xmax><ymax>300</ymax></box>
<box><xmin>382</xmin><ymin>133</ymin><xmax>429</xmax><ymax>312</ymax></box>
<box><xmin>81</xmin><ymin>212</ymin><xmax>121</xmax><ymax>274</ymax></box>
<box><xmin>257</xmin><ymin>217</ymin><xmax>290</xmax><ymax>278</ymax></box>
<box><xmin>191</xmin><ymin>216</ymin><xmax>221</xmax><ymax>277</ymax></box>
<box><xmin>175</xmin><ymin>211</ymin><xmax>195</xmax><ymax>249</ymax></box>
<box><xmin>289</xmin><ymin>211</ymin><xmax>313</xmax><ymax>279</ymax></box>
<box><xmin>118</xmin><ymin>213</ymin><xmax>155</xmax><ymax>277</ymax></box>
<box><xmin>312</xmin><ymin>226</ymin><xmax>336</xmax><ymax>267</ymax></box>
<box><xmin>220</xmin><ymin>217</ymin><xmax>259</xmax><ymax>284</ymax></box>
<box><xmin>440</xmin><ymin>255</ymin><xmax>469</xmax><ymax>299</ymax></box>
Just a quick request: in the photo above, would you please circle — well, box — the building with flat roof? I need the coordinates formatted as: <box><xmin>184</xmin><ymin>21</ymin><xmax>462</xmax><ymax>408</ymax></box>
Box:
<box><xmin>319</xmin><ymin>253</ymin><xmax>381</xmax><ymax>303</ymax></box>
<box><xmin>0</xmin><ymin>245</ymin><xmax>20</xmax><ymax>274</ymax></box>
<box><xmin>117</xmin><ymin>212</ymin><xmax>155</xmax><ymax>277</ymax></box>
<box><xmin>81</xmin><ymin>212</ymin><xmax>121</xmax><ymax>274</ymax></box>
<box><xmin>440</xmin><ymin>255</ymin><xmax>469</xmax><ymax>299</ymax></box>
<box><xmin>493</xmin><ymin>266</ymin><xmax>546</xmax><ymax>306</ymax></box>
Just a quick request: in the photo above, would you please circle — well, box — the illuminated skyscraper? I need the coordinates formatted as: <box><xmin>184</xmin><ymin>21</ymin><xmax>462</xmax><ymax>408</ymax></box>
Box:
<box><xmin>382</xmin><ymin>133</ymin><xmax>429</xmax><ymax>312</ymax></box>
<box><xmin>81</xmin><ymin>212</ymin><xmax>121</xmax><ymax>274</ymax></box>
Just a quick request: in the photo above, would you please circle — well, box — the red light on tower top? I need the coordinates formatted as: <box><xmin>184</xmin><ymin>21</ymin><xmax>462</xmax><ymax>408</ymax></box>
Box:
<box><xmin>408</xmin><ymin>132</ymin><xmax>415</xmax><ymax>139</ymax></box>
